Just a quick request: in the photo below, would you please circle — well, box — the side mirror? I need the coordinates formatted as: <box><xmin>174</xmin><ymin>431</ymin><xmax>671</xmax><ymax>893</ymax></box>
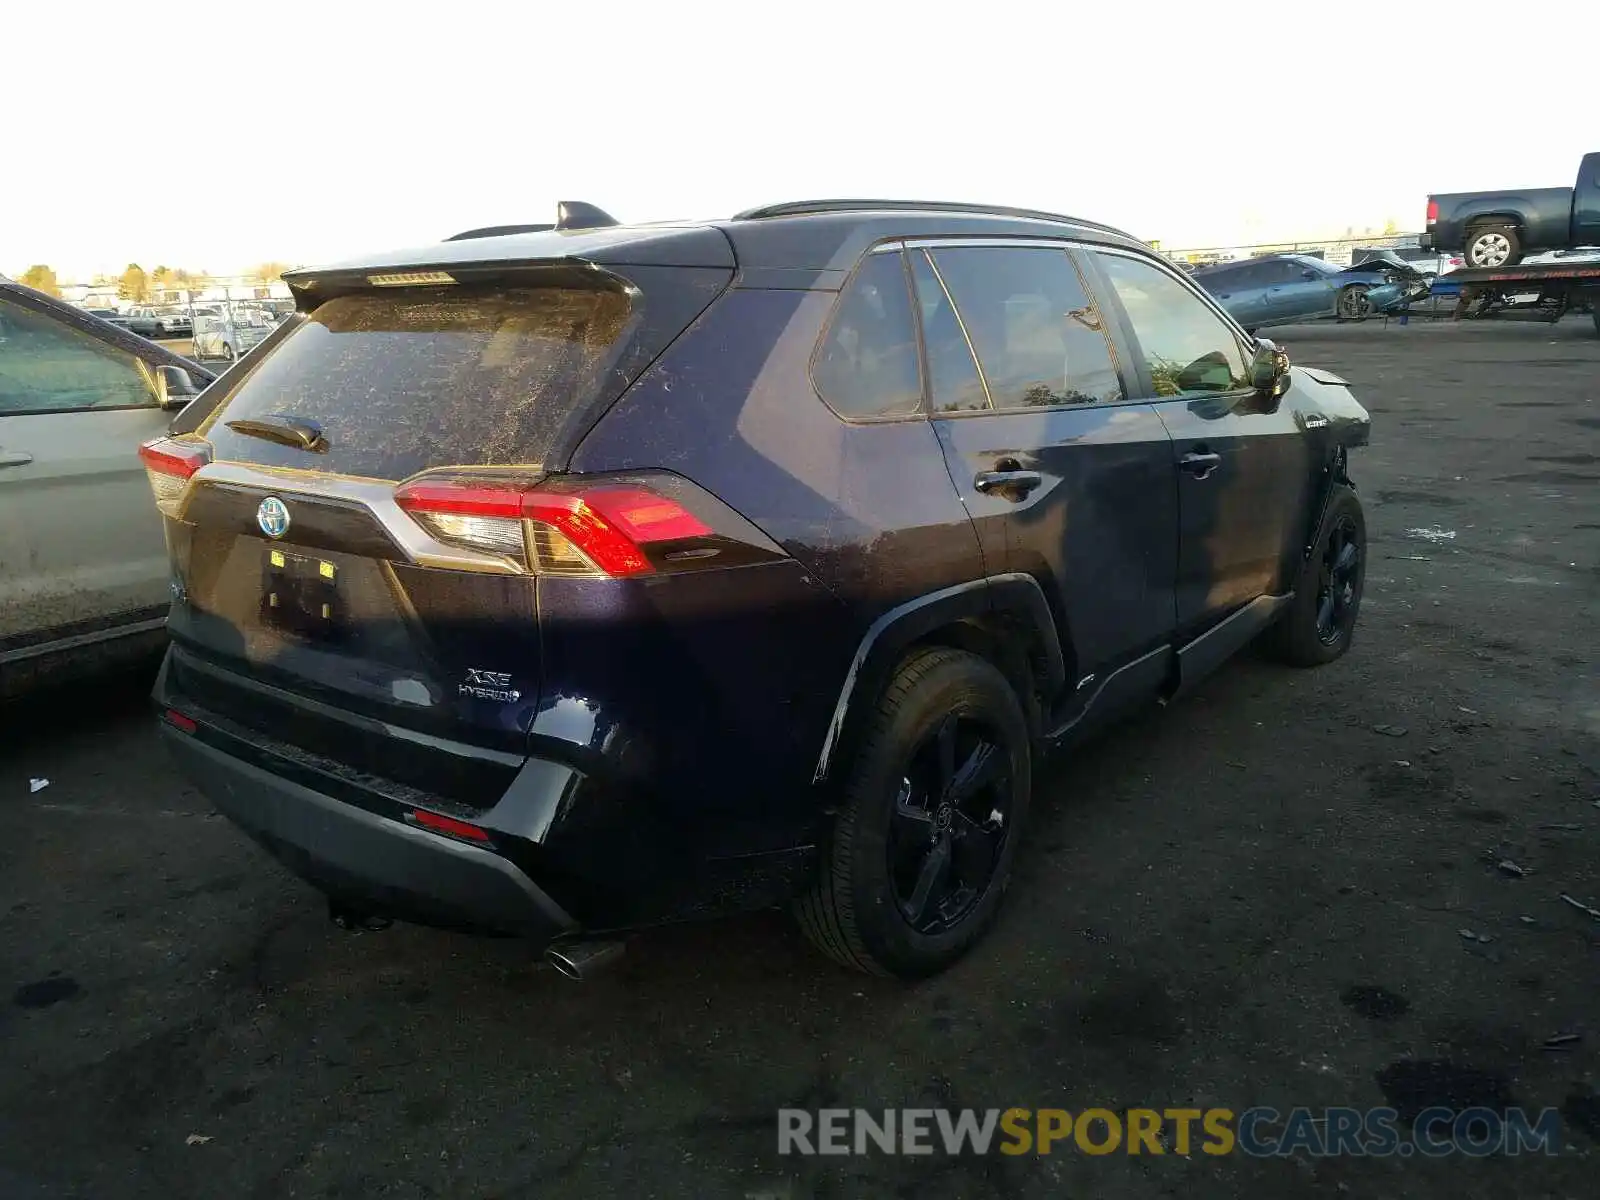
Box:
<box><xmin>1249</xmin><ymin>338</ymin><xmax>1291</xmax><ymax>397</ymax></box>
<box><xmin>156</xmin><ymin>364</ymin><xmax>202</xmax><ymax>408</ymax></box>
<box><xmin>1301</xmin><ymin>269</ymin><xmax>1318</xmax><ymax>280</ymax></box>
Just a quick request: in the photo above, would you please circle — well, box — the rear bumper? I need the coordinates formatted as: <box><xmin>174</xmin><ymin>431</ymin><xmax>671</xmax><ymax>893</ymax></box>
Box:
<box><xmin>162</xmin><ymin>724</ymin><xmax>578</xmax><ymax>941</ymax></box>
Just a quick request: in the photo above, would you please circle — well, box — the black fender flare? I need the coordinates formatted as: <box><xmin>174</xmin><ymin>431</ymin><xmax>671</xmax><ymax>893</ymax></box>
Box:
<box><xmin>811</xmin><ymin>572</ymin><xmax>1067</xmax><ymax>783</ymax></box>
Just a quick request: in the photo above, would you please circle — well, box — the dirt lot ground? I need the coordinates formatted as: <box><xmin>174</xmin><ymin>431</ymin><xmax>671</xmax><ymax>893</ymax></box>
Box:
<box><xmin>2</xmin><ymin>319</ymin><xmax>1596</xmax><ymax>1199</ymax></box>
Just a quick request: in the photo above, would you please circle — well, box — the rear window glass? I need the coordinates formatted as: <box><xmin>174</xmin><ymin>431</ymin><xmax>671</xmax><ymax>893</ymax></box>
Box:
<box><xmin>201</xmin><ymin>285</ymin><xmax>632</xmax><ymax>480</ymax></box>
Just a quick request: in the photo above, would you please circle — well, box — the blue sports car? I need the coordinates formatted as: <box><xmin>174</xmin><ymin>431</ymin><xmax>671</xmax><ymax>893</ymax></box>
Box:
<box><xmin>1192</xmin><ymin>253</ymin><xmax>1426</xmax><ymax>330</ymax></box>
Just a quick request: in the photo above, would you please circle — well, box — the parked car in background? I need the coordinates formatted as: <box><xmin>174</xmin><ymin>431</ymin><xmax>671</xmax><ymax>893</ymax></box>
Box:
<box><xmin>1423</xmin><ymin>150</ymin><xmax>1600</xmax><ymax>267</ymax></box>
<box><xmin>125</xmin><ymin>306</ymin><xmax>193</xmax><ymax>338</ymax></box>
<box><xmin>0</xmin><ymin>280</ymin><xmax>216</xmax><ymax>696</ymax></box>
<box><xmin>191</xmin><ymin>310</ymin><xmax>274</xmax><ymax>361</ymax></box>
<box><xmin>81</xmin><ymin>306</ymin><xmax>134</xmax><ymax>331</ymax></box>
<box><xmin>148</xmin><ymin>199</ymin><xmax>1372</xmax><ymax>978</ymax></box>
<box><xmin>1192</xmin><ymin>253</ymin><xmax>1422</xmax><ymax>328</ymax></box>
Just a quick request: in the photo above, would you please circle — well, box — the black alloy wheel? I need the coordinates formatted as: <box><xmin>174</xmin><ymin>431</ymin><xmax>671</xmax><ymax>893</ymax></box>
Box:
<box><xmin>886</xmin><ymin>712</ymin><xmax>1012</xmax><ymax>936</ymax></box>
<box><xmin>1315</xmin><ymin>513</ymin><xmax>1362</xmax><ymax>646</ymax></box>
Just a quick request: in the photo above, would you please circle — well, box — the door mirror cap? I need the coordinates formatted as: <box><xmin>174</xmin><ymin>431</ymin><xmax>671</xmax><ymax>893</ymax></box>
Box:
<box><xmin>156</xmin><ymin>364</ymin><xmax>202</xmax><ymax>408</ymax></box>
<box><xmin>1301</xmin><ymin>269</ymin><xmax>1319</xmax><ymax>279</ymax></box>
<box><xmin>1249</xmin><ymin>338</ymin><xmax>1291</xmax><ymax>397</ymax></box>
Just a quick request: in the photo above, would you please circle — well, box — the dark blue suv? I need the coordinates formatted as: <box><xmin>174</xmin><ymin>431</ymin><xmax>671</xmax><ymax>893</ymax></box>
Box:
<box><xmin>145</xmin><ymin>200</ymin><xmax>1371</xmax><ymax>978</ymax></box>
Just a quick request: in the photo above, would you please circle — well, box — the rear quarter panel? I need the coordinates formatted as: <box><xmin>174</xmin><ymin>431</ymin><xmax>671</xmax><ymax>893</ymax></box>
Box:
<box><xmin>568</xmin><ymin>286</ymin><xmax>985</xmax><ymax>845</ymax></box>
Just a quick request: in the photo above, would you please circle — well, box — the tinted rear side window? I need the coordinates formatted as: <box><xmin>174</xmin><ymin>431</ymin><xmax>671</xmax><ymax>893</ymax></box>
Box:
<box><xmin>929</xmin><ymin>246</ymin><xmax>1123</xmax><ymax>408</ymax></box>
<box><xmin>811</xmin><ymin>252</ymin><xmax>923</xmax><ymax>419</ymax></box>
<box><xmin>201</xmin><ymin>284</ymin><xmax>633</xmax><ymax>480</ymax></box>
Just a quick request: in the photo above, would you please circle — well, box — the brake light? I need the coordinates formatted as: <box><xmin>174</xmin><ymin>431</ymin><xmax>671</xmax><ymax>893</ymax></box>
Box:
<box><xmin>163</xmin><ymin>708</ymin><xmax>197</xmax><ymax>734</ymax></box>
<box><xmin>1426</xmin><ymin>199</ymin><xmax>1439</xmax><ymax>224</ymax></box>
<box><xmin>393</xmin><ymin>477</ymin><xmax>712</xmax><ymax>577</ymax></box>
<box><xmin>138</xmin><ymin>437</ymin><xmax>211</xmax><ymax>518</ymax></box>
<box><xmin>407</xmin><ymin>808</ymin><xmax>492</xmax><ymax>843</ymax></box>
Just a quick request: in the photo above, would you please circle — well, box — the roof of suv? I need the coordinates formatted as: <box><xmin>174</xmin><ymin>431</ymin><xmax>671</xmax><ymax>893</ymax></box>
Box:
<box><xmin>284</xmin><ymin>200</ymin><xmax>1152</xmax><ymax>292</ymax></box>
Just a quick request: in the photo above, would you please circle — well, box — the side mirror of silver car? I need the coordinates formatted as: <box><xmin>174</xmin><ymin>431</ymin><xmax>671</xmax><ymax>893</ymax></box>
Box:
<box><xmin>156</xmin><ymin>365</ymin><xmax>202</xmax><ymax>408</ymax></box>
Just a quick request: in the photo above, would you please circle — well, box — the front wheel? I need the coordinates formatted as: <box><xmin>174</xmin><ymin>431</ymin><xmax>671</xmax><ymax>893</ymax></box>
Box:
<box><xmin>1266</xmin><ymin>487</ymin><xmax>1366</xmax><ymax>667</ymax></box>
<box><xmin>1337</xmin><ymin>285</ymin><xmax>1371</xmax><ymax>321</ymax></box>
<box><xmin>795</xmin><ymin>647</ymin><xmax>1031</xmax><ymax>977</ymax></box>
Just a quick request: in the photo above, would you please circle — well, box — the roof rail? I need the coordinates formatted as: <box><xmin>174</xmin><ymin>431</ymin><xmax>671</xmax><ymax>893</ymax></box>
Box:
<box><xmin>732</xmin><ymin>198</ymin><xmax>1133</xmax><ymax>238</ymax></box>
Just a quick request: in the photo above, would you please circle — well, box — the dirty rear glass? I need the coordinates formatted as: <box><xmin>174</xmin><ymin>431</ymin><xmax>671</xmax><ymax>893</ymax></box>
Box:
<box><xmin>201</xmin><ymin>285</ymin><xmax>633</xmax><ymax>480</ymax></box>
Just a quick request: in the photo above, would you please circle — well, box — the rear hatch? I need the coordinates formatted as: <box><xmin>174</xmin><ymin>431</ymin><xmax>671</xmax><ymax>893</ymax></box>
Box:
<box><xmin>149</xmin><ymin>246</ymin><xmax>732</xmax><ymax>808</ymax></box>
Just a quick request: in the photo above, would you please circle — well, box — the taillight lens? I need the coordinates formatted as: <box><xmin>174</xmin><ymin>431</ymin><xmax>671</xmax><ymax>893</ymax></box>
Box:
<box><xmin>1426</xmin><ymin>200</ymin><xmax>1439</xmax><ymax>224</ymax></box>
<box><xmin>138</xmin><ymin>437</ymin><xmax>211</xmax><ymax>518</ymax></box>
<box><xmin>393</xmin><ymin>476</ymin><xmax>713</xmax><ymax>577</ymax></box>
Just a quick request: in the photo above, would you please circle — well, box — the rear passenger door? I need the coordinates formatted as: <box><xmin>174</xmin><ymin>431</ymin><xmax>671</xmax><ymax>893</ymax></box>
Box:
<box><xmin>911</xmin><ymin>243</ymin><xmax>1180</xmax><ymax>695</ymax></box>
<box><xmin>1081</xmin><ymin>249</ymin><xmax>1314</xmax><ymax>632</ymax></box>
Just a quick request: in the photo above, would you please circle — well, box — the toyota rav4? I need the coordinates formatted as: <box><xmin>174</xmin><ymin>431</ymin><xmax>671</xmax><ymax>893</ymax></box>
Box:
<box><xmin>145</xmin><ymin>199</ymin><xmax>1371</xmax><ymax>978</ymax></box>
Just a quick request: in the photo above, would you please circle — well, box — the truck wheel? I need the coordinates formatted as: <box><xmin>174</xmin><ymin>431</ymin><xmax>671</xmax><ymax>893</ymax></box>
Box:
<box><xmin>1337</xmin><ymin>285</ymin><xmax>1371</xmax><ymax>321</ymax></box>
<box><xmin>795</xmin><ymin>647</ymin><xmax>1031</xmax><ymax>978</ymax></box>
<box><xmin>1465</xmin><ymin>225</ymin><xmax>1521</xmax><ymax>268</ymax></box>
<box><xmin>1266</xmin><ymin>487</ymin><xmax>1366</xmax><ymax>667</ymax></box>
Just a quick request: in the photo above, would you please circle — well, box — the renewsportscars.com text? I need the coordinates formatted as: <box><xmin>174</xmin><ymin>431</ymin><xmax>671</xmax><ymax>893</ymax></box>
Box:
<box><xmin>778</xmin><ymin>1106</ymin><xmax>1563</xmax><ymax>1158</ymax></box>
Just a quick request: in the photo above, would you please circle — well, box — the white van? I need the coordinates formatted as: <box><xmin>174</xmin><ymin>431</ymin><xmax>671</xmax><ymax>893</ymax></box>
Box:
<box><xmin>191</xmin><ymin>311</ymin><xmax>273</xmax><ymax>362</ymax></box>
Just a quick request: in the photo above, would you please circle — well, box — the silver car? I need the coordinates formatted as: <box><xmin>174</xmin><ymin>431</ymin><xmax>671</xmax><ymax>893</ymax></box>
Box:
<box><xmin>0</xmin><ymin>280</ymin><xmax>216</xmax><ymax>694</ymax></box>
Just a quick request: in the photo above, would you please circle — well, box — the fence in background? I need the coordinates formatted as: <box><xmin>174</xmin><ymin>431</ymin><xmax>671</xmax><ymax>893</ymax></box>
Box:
<box><xmin>1160</xmin><ymin>232</ymin><xmax>1426</xmax><ymax>268</ymax></box>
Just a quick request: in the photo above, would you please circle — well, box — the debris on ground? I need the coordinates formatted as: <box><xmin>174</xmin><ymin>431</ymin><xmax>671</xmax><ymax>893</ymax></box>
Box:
<box><xmin>28</xmin><ymin>778</ymin><xmax>48</xmax><ymax>793</ymax></box>
<box><xmin>1559</xmin><ymin>894</ymin><xmax>1600</xmax><ymax>922</ymax></box>
<box><xmin>1405</xmin><ymin>527</ymin><xmax>1457</xmax><ymax>543</ymax></box>
<box><xmin>184</xmin><ymin>1134</ymin><xmax>212</xmax><ymax>1146</ymax></box>
<box><xmin>1458</xmin><ymin>928</ymin><xmax>1494</xmax><ymax>943</ymax></box>
<box><xmin>1372</xmin><ymin>724</ymin><xmax>1408</xmax><ymax>738</ymax></box>
<box><xmin>1543</xmin><ymin>1033</ymin><xmax>1581</xmax><ymax>1051</ymax></box>
<box><xmin>1478</xmin><ymin>850</ymin><xmax>1529</xmax><ymax>878</ymax></box>
<box><xmin>1540</xmin><ymin>823</ymin><xmax>1582</xmax><ymax>832</ymax></box>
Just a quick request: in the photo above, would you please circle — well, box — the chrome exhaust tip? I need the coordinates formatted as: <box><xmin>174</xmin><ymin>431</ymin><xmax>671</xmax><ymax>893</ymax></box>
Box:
<box><xmin>545</xmin><ymin>939</ymin><xmax>624</xmax><ymax>981</ymax></box>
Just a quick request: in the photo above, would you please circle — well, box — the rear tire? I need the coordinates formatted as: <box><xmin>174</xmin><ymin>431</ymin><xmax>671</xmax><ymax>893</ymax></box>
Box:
<box><xmin>1266</xmin><ymin>487</ymin><xmax>1366</xmax><ymax>667</ymax></box>
<box><xmin>1465</xmin><ymin>225</ymin><xmax>1521</xmax><ymax>268</ymax></box>
<box><xmin>795</xmin><ymin>647</ymin><xmax>1031</xmax><ymax>978</ymax></box>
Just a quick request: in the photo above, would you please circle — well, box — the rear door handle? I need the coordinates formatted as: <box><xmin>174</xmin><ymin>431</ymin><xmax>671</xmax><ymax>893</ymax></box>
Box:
<box><xmin>974</xmin><ymin>469</ymin><xmax>1043</xmax><ymax>499</ymax></box>
<box><xmin>1179</xmin><ymin>451</ymin><xmax>1221</xmax><ymax>479</ymax></box>
<box><xmin>0</xmin><ymin>450</ymin><xmax>34</xmax><ymax>468</ymax></box>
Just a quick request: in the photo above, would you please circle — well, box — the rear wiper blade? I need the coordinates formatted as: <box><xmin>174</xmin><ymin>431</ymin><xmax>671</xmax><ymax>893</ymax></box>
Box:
<box><xmin>224</xmin><ymin>413</ymin><xmax>327</xmax><ymax>452</ymax></box>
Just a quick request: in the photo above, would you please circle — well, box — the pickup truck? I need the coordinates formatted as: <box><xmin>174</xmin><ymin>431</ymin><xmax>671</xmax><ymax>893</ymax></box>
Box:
<box><xmin>1424</xmin><ymin>152</ymin><xmax>1600</xmax><ymax>268</ymax></box>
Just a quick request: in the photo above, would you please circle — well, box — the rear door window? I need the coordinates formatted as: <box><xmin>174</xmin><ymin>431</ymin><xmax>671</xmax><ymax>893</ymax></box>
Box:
<box><xmin>907</xmin><ymin>251</ymin><xmax>990</xmax><ymax>413</ymax></box>
<box><xmin>927</xmin><ymin>245</ymin><xmax>1123</xmax><ymax>408</ymax></box>
<box><xmin>200</xmin><ymin>284</ymin><xmax>636</xmax><ymax>480</ymax></box>
<box><xmin>811</xmin><ymin>251</ymin><xmax>923</xmax><ymax>419</ymax></box>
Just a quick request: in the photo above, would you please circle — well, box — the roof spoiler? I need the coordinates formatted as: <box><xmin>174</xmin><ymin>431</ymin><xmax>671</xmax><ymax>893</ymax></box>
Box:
<box><xmin>445</xmin><ymin>201</ymin><xmax>619</xmax><ymax>242</ymax></box>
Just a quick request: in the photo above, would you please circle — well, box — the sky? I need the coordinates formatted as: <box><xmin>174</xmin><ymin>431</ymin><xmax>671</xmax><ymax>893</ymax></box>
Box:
<box><xmin>8</xmin><ymin>0</ymin><xmax>1598</xmax><ymax>281</ymax></box>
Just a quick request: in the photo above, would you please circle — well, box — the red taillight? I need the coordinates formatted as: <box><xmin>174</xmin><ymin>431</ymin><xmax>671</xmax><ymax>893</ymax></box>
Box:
<box><xmin>1426</xmin><ymin>200</ymin><xmax>1439</xmax><ymax>224</ymax></box>
<box><xmin>163</xmin><ymin>708</ymin><xmax>197</xmax><ymax>734</ymax></box>
<box><xmin>407</xmin><ymin>808</ymin><xmax>492</xmax><ymax>843</ymax></box>
<box><xmin>394</xmin><ymin>477</ymin><xmax>712</xmax><ymax>577</ymax></box>
<box><xmin>139</xmin><ymin>437</ymin><xmax>211</xmax><ymax>517</ymax></box>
